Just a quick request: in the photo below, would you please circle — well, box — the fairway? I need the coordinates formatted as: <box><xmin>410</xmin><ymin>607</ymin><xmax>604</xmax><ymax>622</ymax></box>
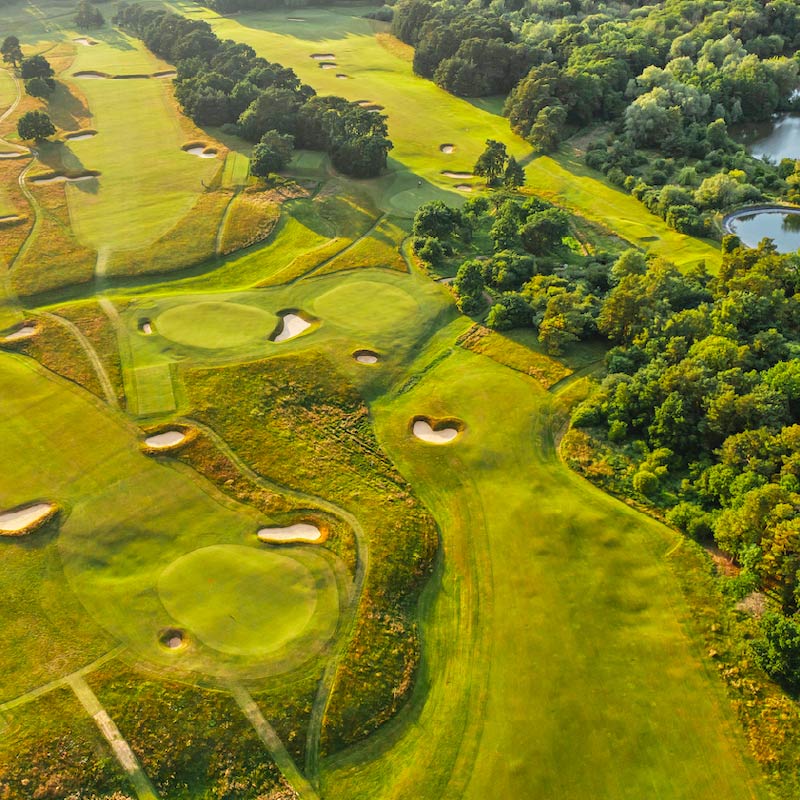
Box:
<box><xmin>159</xmin><ymin>544</ymin><xmax>336</xmax><ymax>656</ymax></box>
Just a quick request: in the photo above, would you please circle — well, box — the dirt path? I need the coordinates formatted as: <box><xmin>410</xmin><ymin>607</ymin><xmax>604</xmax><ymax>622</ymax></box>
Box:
<box><xmin>227</xmin><ymin>681</ymin><xmax>319</xmax><ymax>800</ymax></box>
<box><xmin>68</xmin><ymin>673</ymin><xmax>160</xmax><ymax>800</ymax></box>
<box><xmin>181</xmin><ymin>419</ymin><xmax>368</xmax><ymax>784</ymax></box>
<box><xmin>42</xmin><ymin>311</ymin><xmax>119</xmax><ymax>408</ymax></box>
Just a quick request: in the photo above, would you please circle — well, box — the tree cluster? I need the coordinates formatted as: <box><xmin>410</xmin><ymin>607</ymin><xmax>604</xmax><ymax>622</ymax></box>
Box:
<box><xmin>473</xmin><ymin>139</ymin><xmax>524</xmax><ymax>188</ymax></box>
<box><xmin>75</xmin><ymin>0</ymin><xmax>105</xmax><ymax>30</ymax></box>
<box><xmin>113</xmin><ymin>3</ymin><xmax>392</xmax><ymax>178</ymax></box>
<box><xmin>569</xmin><ymin>239</ymin><xmax>800</xmax><ymax>691</ymax></box>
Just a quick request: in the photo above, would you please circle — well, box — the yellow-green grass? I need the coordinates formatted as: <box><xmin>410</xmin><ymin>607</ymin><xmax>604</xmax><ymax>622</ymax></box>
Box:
<box><xmin>159</xmin><ymin>544</ymin><xmax>339</xmax><ymax>656</ymax></box>
<box><xmin>0</xmin><ymin>353</ymin><xmax>342</xmax><ymax>682</ymax></box>
<box><xmin>319</xmin><ymin>325</ymin><xmax>765</xmax><ymax>799</ymax></box>
<box><xmin>317</xmin><ymin>215</ymin><xmax>409</xmax><ymax>276</ymax></box>
<box><xmin>170</xmin><ymin>3</ymin><xmax>721</xmax><ymax>268</ymax></box>
<box><xmin>0</xmin><ymin>69</ymin><xmax>16</xmax><ymax>115</ymax></box>
<box><xmin>219</xmin><ymin>189</ymin><xmax>281</xmax><ymax>255</ymax></box>
<box><xmin>58</xmin><ymin>32</ymin><xmax>221</xmax><ymax>252</ymax></box>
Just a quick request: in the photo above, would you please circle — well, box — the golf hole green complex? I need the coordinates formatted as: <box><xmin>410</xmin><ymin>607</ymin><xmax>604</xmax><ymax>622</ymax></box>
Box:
<box><xmin>156</xmin><ymin>301</ymin><xmax>277</xmax><ymax>349</ymax></box>
<box><xmin>157</xmin><ymin>544</ymin><xmax>339</xmax><ymax>657</ymax></box>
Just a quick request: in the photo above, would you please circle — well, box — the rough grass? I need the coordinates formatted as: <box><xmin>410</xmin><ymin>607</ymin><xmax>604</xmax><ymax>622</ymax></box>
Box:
<box><xmin>87</xmin><ymin>663</ymin><xmax>293</xmax><ymax>800</ymax></box>
<box><xmin>7</xmin><ymin>313</ymin><xmax>104</xmax><ymax>398</ymax></box>
<box><xmin>53</xmin><ymin>299</ymin><xmax>125</xmax><ymax>405</ymax></box>
<box><xmin>183</xmin><ymin>351</ymin><xmax>438</xmax><ymax>752</ymax></box>
<box><xmin>0</xmin><ymin>688</ymin><xmax>132</xmax><ymax>799</ymax></box>
<box><xmin>457</xmin><ymin>323</ymin><xmax>572</xmax><ymax>389</ymax></box>
<box><xmin>316</xmin><ymin>215</ymin><xmax>409</xmax><ymax>276</ymax></box>
<box><xmin>105</xmin><ymin>189</ymin><xmax>231</xmax><ymax>278</ymax></box>
<box><xmin>219</xmin><ymin>188</ymin><xmax>281</xmax><ymax>255</ymax></box>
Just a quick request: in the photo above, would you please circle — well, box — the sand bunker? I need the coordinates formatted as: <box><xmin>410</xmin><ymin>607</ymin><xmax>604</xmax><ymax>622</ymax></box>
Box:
<box><xmin>354</xmin><ymin>349</ymin><xmax>379</xmax><ymax>364</ymax></box>
<box><xmin>158</xmin><ymin>628</ymin><xmax>186</xmax><ymax>650</ymax></box>
<box><xmin>440</xmin><ymin>144</ymin><xmax>455</xmax><ymax>154</ymax></box>
<box><xmin>412</xmin><ymin>416</ymin><xmax>463</xmax><ymax>444</ymax></box>
<box><xmin>2</xmin><ymin>324</ymin><xmax>36</xmax><ymax>341</ymax></box>
<box><xmin>336</xmin><ymin>73</ymin><xmax>348</xmax><ymax>79</ymax></box>
<box><xmin>442</xmin><ymin>171</ymin><xmax>474</xmax><ymax>179</ymax></box>
<box><xmin>30</xmin><ymin>171</ymin><xmax>100</xmax><ymax>185</ymax></box>
<box><xmin>145</xmin><ymin>430</ymin><xmax>186</xmax><ymax>449</ymax></box>
<box><xmin>73</xmin><ymin>70</ymin><xmax>108</xmax><ymax>79</ymax></box>
<box><xmin>0</xmin><ymin>215</ymin><xmax>22</xmax><ymax>225</ymax></box>
<box><xmin>73</xmin><ymin>37</ymin><xmax>97</xmax><ymax>46</ymax></box>
<box><xmin>0</xmin><ymin>151</ymin><xmax>28</xmax><ymax>159</ymax></box>
<box><xmin>357</xmin><ymin>101</ymin><xmax>384</xmax><ymax>112</ymax></box>
<box><xmin>320</xmin><ymin>63</ymin><xmax>337</xmax><ymax>69</ymax></box>
<box><xmin>272</xmin><ymin>312</ymin><xmax>312</xmax><ymax>343</ymax></box>
<box><xmin>0</xmin><ymin>503</ymin><xmax>55</xmax><ymax>534</ymax></box>
<box><xmin>153</xmin><ymin>70</ymin><xmax>177</xmax><ymax>79</ymax></box>
<box><xmin>287</xmin><ymin>17</ymin><xmax>306</xmax><ymax>21</ymax></box>
<box><xmin>139</xmin><ymin>320</ymin><xmax>153</xmax><ymax>335</ymax></box>
<box><xmin>257</xmin><ymin>523</ymin><xmax>324</xmax><ymax>544</ymax></box>
<box><xmin>311</xmin><ymin>53</ymin><xmax>336</xmax><ymax>60</ymax></box>
<box><xmin>65</xmin><ymin>130</ymin><xmax>97</xmax><ymax>141</ymax></box>
<box><xmin>183</xmin><ymin>144</ymin><xmax>217</xmax><ymax>159</ymax></box>
<box><xmin>455</xmin><ymin>184</ymin><xmax>473</xmax><ymax>192</ymax></box>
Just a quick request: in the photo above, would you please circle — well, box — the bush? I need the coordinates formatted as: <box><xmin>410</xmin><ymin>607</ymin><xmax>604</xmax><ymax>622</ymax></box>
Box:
<box><xmin>753</xmin><ymin>613</ymin><xmax>800</xmax><ymax>693</ymax></box>
<box><xmin>632</xmin><ymin>469</ymin><xmax>658</xmax><ymax>496</ymax></box>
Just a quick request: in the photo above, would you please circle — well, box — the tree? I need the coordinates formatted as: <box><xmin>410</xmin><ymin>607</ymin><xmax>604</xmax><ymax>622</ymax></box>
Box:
<box><xmin>1</xmin><ymin>36</ymin><xmax>23</xmax><ymax>68</ymax></box>
<box><xmin>529</xmin><ymin>104</ymin><xmax>567</xmax><ymax>152</ymax></box>
<box><xmin>412</xmin><ymin>200</ymin><xmax>462</xmax><ymax>239</ymax></box>
<box><xmin>75</xmin><ymin>0</ymin><xmax>104</xmax><ymax>30</ymax></box>
<box><xmin>17</xmin><ymin>110</ymin><xmax>55</xmax><ymax>141</ymax></box>
<box><xmin>519</xmin><ymin>208</ymin><xmax>569</xmax><ymax>255</ymax></box>
<box><xmin>503</xmin><ymin>156</ymin><xmax>524</xmax><ymax>189</ymax></box>
<box><xmin>453</xmin><ymin>260</ymin><xmax>485</xmax><ymax>315</ymax></box>
<box><xmin>473</xmin><ymin>139</ymin><xmax>507</xmax><ymax>186</ymax></box>
<box><xmin>753</xmin><ymin>613</ymin><xmax>800</xmax><ymax>692</ymax></box>
<box><xmin>24</xmin><ymin>76</ymin><xmax>53</xmax><ymax>98</ymax></box>
<box><xmin>249</xmin><ymin>130</ymin><xmax>294</xmax><ymax>177</ymax></box>
<box><xmin>20</xmin><ymin>55</ymin><xmax>54</xmax><ymax>82</ymax></box>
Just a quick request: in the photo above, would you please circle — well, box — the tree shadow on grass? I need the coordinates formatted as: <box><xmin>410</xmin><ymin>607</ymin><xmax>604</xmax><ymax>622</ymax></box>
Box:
<box><xmin>48</xmin><ymin>82</ymin><xmax>91</xmax><ymax>133</ymax></box>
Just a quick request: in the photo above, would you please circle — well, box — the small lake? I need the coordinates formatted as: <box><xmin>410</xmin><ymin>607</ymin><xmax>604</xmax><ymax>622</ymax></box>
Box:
<box><xmin>735</xmin><ymin>114</ymin><xmax>800</xmax><ymax>162</ymax></box>
<box><xmin>724</xmin><ymin>207</ymin><xmax>800</xmax><ymax>253</ymax></box>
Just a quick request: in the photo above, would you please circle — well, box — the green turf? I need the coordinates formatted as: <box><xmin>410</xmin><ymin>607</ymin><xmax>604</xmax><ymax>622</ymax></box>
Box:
<box><xmin>133</xmin><ymin>362</ymin><xmax>176</xmax><ymax>416</ymax></box>
<box><xmin>0</xmin><ymin>68</ymin><xmax>17</xmax><ymax>116</ymax></box>
<box><xmin>158</xmin><ymin>544</ymin><xmax>337</xmax><ymax>656</ymax></box>
<box><xmin>157</xmin><ymin>300</ymin><xmax>277</xmax><ymax>349</ymax></box>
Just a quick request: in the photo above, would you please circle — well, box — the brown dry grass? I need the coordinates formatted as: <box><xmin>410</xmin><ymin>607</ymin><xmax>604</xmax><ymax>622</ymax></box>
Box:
<box><xmin>219</xmin><ymin>188</ymin><xmax>281</xmax><ymax>255</ymax></box>
<box><xmin>375</xmin><ymin>32</ymin><xmax>414</xmax><ymax>62</ymax></box>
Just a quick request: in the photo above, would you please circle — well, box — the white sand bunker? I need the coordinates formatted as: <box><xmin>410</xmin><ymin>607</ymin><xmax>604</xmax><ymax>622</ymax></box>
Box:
<box><xmin>139</xmin><ymin>320</ymin><xmax>153</xmax><ymax>335</ymax></box>
<box><xmin>0</xmin><ymin>151</ymin><xmax>28</xmax><ymax>159</ymax></box>
<box><xmin>320</xmin><ymin>63</ymin><xmax>337</xmax><ymax>69</ymax></box>
<box><xmin>412</xmin><ymin>417</ymin><xmax>463</xmax><ymax>444</ymax></box>
<box><xmin>159</xmin><ymin>628</ymin><xmax>186</xmax><ymax>650</ymax></box>
<box><xmin>440</xmin><ymin>144</ymin><xmax>455</xmax><ymax>154</ymax></box>
<box><xmin>153</xmin><ymin>70</ymin><xmax>177</xmax><ymax>79</ymax></box>
<box><xmin>258</xmin><ymin>523</ymin><xmax>323</xmax><ymax>544</ymax></box>
<box><xmin>311</xmin><ymin>53</ymin><xmax>336</xmax><ymax>60</ymax></box>
<box><xmin>65</xmin><ymin>130</ymin><xmax>97</xmax><ymax>141</ymax></box>
<box><xmin>2</xmin><ymin>324</ymin><xmax>36</xmax><ymax>341</ymax></box>
<box><xmin>455</xmin><ymin>184</ymin><xmax>473</xmax><ymax>192</ymax></box>
<box><xmin>442</xmin><ymin>171</ymin><xmax>474</xmax><ymax>179</ymax></box>
<box><xmin>145</xmin><ymin>430</ymin><xmax>186</xmax><ymax>449</ymax></box>
<box><xmin>183</xmin><ymin>144</ymin><xmax>217</xmax><ymax>158</ymax></box>
<box><xmin>353</xmin><ymin>349</ymin><xmax>379</xmax><ymax>364</ymax></box>
<box><xmin>272</xmin><ymin>312</ymin><xmax>312</xmax><ymax>343</ymax></box>
<box><xmin>336</xmin><ymin>73</ymin><xmax>348</xmax><ymax>79</ymax></box>
<box><xmin>0</xmin><ymin>503</ymin><xmax>55</xmax><ymax>534</ymax></box>
<box><xmin>287</xmin><ymin>17</ymin><xmax>306</xmax><ymax>21</ymax></box>
<box><xmin>30</xmin><ymin>171</ymin><xmax>99</xmax><ymax>185</ymax></box>
<box><xmin>0</xmin><ymin>215</ymin><xmax>22</xmax><ymax>225</ymax></box>
<box><xmin>74</xmin><ymin>37</ymin><xmax>97</xmax><ymax>46</ymax></box>
<box><xmin>73</xmin><ymin>70</ymin><xmax>107</xmax><ymax>79</ymax></box>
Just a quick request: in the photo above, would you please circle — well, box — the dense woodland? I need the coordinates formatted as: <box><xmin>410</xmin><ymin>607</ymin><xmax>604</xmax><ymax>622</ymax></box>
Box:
<box><xmin>393</xmin><ymin>0</ymin><xmax>800</xmax><ymax>231</ymax></box>
<box><xmin>114</xmin><ymin>4</ymin><xmax>393</xmax><ymax>178</ymax></box>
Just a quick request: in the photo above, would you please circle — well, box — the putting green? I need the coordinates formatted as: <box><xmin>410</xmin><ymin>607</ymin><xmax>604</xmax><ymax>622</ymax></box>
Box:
<box><xmin>156</xmin><ymin>301</ymin><xmax>276</xmax><ymax>349</ymax></box>
<box><xmin>158</xmin><ymin>545</ymin><xmax>321</xmax><ymax>656</ymax></box>
<box><xmin>313</xmin><ymin>280</ymin><xmax>419</xmax><ymax>333</ymax></box>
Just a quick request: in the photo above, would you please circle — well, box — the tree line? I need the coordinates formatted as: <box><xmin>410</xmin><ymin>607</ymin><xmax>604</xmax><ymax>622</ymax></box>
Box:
<box><xmin>114</xmin><ymin>3</ymin><xmax>393</xmax><ymax>178</ymax></box>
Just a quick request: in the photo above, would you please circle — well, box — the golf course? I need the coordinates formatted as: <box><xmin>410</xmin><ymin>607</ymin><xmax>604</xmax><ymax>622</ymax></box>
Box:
<box><xmin>0</xmin><ymin>1</ymin><xmax>789</xmax><ymax>798</ymax></box>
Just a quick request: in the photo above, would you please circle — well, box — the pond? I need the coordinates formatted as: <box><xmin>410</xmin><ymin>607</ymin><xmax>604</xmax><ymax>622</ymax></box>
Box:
<box><xmin>734</xmin><ymin>114</ymin><xmax>800</xmax><ymax>162</ymax></box>
<box><xmin>723</xmin><ymin>206</ymin><xmax>800</xmax><ymax>253</ymax></box>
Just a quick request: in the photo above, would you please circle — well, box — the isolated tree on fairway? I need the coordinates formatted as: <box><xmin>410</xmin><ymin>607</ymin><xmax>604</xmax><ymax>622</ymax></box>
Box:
<box><xmin>20</xmin><ymin>55</ymin><xmax>54</xmax><ymax>88</ymax></box>
<box><xmin>249</xmin><ymin>130</ymin><xmax>294</xmax><ymax>177</ymax></box>
<box><xmin>1</xmin><ymin>36</ymin><xmax>23</xmax><ymax>68</ymax></box>
<box><xmin>17</xmin><ymin>110</ymin><xmax>55</xmax><ymax>142</ymax></box>
<box><xmin>474</xmin><ymin>139</ymin><xmax>508</xmax><ymax>186</ymax></box>
<box><xmin>24</xmin><ymin>76</ymin><xmax>53</xmax><ymax>98</ymax></box>
<box><xmin>75</xmin><ymin>0</ymin><xmax>104</xmax><ymax>29</ymax></box>
<box><xmin>503</xmin><ymin>155</ymin><xmax>524</xmax><ymax>188</ymax></box>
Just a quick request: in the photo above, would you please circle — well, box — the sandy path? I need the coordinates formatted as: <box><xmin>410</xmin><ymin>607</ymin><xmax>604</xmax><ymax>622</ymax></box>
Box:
<box><xmin>227</xmin><ymin>681</ymin><xmax>319</xmax><ymax>800</ymax></box>
<box><xmin>68</xmin><ymin>673</ymin><xmax>160</xmax><ymax>800</ymax></box>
